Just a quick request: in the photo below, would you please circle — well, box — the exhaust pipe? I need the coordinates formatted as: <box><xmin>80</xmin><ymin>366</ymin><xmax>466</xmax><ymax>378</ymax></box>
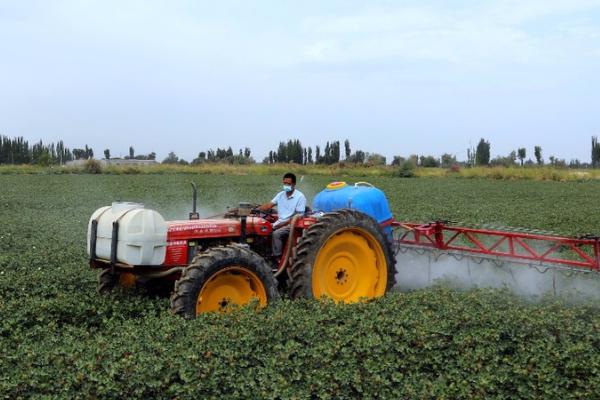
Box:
<box><xmin>189</xmin><ymin>182</ymin><xmax>200</xmax><ymax>220</ymax></box>
<box><xmin>238</xmin><ymin>202</ymin><xmax>252</xmax><ymax>244</ymax></box>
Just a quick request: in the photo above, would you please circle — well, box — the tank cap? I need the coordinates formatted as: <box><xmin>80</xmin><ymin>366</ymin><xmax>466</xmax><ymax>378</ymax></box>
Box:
<box><xmin>326</xmin><ymin>181</ymin><xmax>347</xmax><ymax>190</ymax></box>
<box><xmin>111</xmin><ymin>202</ymin><xmax>144</xmax><ymax>213</ymax></box>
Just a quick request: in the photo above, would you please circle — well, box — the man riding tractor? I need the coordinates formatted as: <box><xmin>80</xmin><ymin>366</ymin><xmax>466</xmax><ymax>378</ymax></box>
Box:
<box><xmin>258</xmin><ymin>172</ymin><xmax>307</xmax><ymax>267</ymax></box>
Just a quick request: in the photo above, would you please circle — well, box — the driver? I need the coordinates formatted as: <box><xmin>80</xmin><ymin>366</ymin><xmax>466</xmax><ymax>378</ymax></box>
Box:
<box><xmin>258</xmin><ymin>172</ymin><xmax>306</xmax><ymax>263</ymax></box>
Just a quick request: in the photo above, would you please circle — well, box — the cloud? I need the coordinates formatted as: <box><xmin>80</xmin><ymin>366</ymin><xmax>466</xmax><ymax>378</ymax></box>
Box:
<box><xmin>299</xmin><ymin>1</ymin><xmax>600</xmax><ymax>67</ymax></box>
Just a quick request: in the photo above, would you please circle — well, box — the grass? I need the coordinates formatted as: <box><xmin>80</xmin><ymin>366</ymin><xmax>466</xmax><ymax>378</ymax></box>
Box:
<box><xmin>3</xmin><ymin>163</ymin><xmax>600</xmax><ymax>182</ymax></box>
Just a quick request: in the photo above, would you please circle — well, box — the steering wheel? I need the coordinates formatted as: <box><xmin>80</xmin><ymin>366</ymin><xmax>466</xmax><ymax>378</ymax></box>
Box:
<box><xmin>250</xmin><ymin>204</ymin><xmax>277</xmax><ymax>222</ymax></box>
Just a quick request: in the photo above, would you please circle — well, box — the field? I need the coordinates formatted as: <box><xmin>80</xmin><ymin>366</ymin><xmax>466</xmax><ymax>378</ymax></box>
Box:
<box><xmin>2</xmin><ymin>174</ymin><xmax>600</xmax><ymax>398</ymax></box>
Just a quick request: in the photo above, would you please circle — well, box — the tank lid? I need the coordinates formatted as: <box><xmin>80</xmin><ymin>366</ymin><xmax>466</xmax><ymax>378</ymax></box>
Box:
<box><xmin>111</xmin><ymin>202</ymin><xmax>144</xmax><ymax>213</ymax></box>
<box><xmin>326</xmin><ymin>181</ymin><xmax>348</xmax><ymax>191</ymax></box>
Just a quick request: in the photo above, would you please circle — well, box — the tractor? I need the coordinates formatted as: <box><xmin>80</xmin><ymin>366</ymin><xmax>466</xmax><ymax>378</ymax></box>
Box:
<box><xmin>88</xmin><ymin>182</ymin><xmax>396</xmax><ymax>318</ymax></box>
<box><xmin>88</xmin><ymin>181</ymin><xmax>600</xmax><ymax>317</ymax></box>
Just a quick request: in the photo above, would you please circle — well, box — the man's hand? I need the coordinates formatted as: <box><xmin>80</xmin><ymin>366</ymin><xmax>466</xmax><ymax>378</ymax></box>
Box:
<box><xmin>258</xmin><ymin>202</ymin><xmax>274</xmax><ymax>211</ymax></box>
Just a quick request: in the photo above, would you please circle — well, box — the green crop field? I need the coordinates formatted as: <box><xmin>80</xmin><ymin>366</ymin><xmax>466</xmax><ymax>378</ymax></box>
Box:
<box><xmin>2</xmin><ymin>174</ymin><xmax>600</xmax><ymax>399</ymax></box>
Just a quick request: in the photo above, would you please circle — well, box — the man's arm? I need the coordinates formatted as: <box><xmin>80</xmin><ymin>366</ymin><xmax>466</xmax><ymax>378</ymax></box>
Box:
<box><xmin>258</xmin><ymin>202</ymin><xmax>275</xmax><ymax>211</ymax></box>
<box><xmin>295</xmin><ymin>194</ymin><xmax>307</xmax><ymax>214</ymax></box>
<box><xmin>258</xmin><ymin>192</ymin><xmax>280</xmax><ymax>211</ymax></box>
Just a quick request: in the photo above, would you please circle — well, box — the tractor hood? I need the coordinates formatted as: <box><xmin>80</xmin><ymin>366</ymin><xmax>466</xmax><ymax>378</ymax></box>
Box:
<box><xmin>167</xmin><ymin>217</ymin><xmax>272</xmax><ymax>242</ymax></box>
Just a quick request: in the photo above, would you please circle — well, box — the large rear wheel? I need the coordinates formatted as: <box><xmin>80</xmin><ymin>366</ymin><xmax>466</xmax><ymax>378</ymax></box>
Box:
<box><xmin>170</xmin><ymin>244</ymin><xmax>279</xmax><ymax>318</ymax></box>
<box><xmin>289</xmin><ymin>209</ymin><xmax>395</xmax><ymax>302</ymax></box>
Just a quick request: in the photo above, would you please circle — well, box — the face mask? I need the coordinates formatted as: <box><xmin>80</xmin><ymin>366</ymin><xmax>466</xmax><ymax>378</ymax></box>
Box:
<box><xmin>283</xmin><ymin>184</ymin><xmax>293</xmax><ymax>193</ymax></box>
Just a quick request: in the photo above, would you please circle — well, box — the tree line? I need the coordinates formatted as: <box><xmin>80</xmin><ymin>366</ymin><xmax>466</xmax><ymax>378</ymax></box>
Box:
<box><xmin>0</xmin><ymin>135</ymin><xmax>80</xmax><ymax>166</ymax></box>
<box><xmin>468</xmin><ymin>138</ymin><xmax>590</xmax><ymax>168</ymax></box>
<box><xmin>1</xmin><ymin>134</ymin><xmax>599</xmax><ymax>168</ymax></box>
<box><xmin>262</xmin><ymin>139</ymin><xmax>387</xmax><ymax>166</ymax></box>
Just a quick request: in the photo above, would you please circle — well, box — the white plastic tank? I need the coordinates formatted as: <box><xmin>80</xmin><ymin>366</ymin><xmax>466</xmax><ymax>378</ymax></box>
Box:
<box><xmin>87</xmin><ymin>202</ymin><xmax>168</xmax><ymax>265</ymax></box>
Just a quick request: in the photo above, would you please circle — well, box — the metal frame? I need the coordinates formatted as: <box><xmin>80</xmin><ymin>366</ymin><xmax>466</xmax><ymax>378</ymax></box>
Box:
<box><xmin>393</xmin><ymin>221</ymin><xmax>600</xmax><ymax>273</ymax></box>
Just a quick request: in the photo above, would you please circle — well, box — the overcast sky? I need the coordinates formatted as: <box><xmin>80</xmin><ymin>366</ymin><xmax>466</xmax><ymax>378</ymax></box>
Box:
<box><xmin>1</xmin><ymin>0</ymin><xmax>599</xmax><ymax>163</ymax></box>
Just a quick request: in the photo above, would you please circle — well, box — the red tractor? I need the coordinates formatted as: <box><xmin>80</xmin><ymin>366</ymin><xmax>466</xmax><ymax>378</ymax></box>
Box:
<box><xmin>89</xmin><ymin>181</ymin><xmax>600</xmax><ymax>317</ymax></box>
<box><xmin>88</xmin><ymin>182</ymin><xmax>396</xmax><ymax>318</ymax></box>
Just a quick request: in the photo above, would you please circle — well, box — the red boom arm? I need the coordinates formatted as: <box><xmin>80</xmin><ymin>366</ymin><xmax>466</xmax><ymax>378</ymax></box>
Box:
<box><xmin>393</xmin><ymin>221</ymin><xmax>600</xmax><ymax>272</ymax></box>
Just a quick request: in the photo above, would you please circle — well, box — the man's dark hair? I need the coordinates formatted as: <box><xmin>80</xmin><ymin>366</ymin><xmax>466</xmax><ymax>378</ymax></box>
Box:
<box><xmin>283</xmin><ymin>172</ymin><xmax>296</xmax><ymax>184</ymax></box>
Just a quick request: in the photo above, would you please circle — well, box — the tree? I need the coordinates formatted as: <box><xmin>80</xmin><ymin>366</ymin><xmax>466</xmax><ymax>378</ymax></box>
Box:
<box><xmin>592</xmin><ymin>137</ymin><xmax>600</xmax><ymax>168</ymax></box>
<box><xmin>315</xmin><ymin>146</ymin><xmax>321</xmax><ymax>164</ymax></box>
<box><xmin>441</xmin><ymin>153</ymin><xmax>457</xmax><ymax>168</ymax></box>
<box><xmin>391</xmin><ymin>156</ymin><xmax>406</xmax><ymax>166</ymax></box>
<box><xmin>475</xmin><ymin>138</ymin><xmax>491</xmax><ymax>166</ymax></box>
<box><xmin>324</xmin><ymin>142</ymin><xmax>330</xmax><ymax>164</ymax></box>
<box><xmin>534</xmin><ymin>146</ymin><xmax>543</xmax><ymax>166</ymax></box>
<box><xmin>570</xmin><ymin>159</ymin><xmax>581</xmax><ymax>169</ymax></box>
<box><xmin>192</xmin><ymin>152</ymin><xmax>207</xmax><ymax>165</ymax></box>
<box><xmin>467</xmin><ymin>146</ymin><xmax>476</xmax><ymax>167</ymax></box>
<box><xmin>129</xmin><ymin>146</ymin><xmax>134</xmax><ymax>159</ymax></box>
<box><xmin>517</xmin><ymin>148</ymin><xmax>526</xmax><ymax>166</ymax></box>
<box><xmin>347</xmin><ymin>150</ymin><xmax>366</xmax><ymax>164</ymax></box>
<box><xmin>490</xmin><ymin>152</ymin><xmax>517</xmax><ymax>167</ymax></box>
<box><xmin>365</xmin><ymin>153</ymin><xmax>386</xmax><ymax>166</ymax></box>
<box><xmin>73</xmin><ymin>148</ymin><xmax>88</xmax><ymax>160</ymax></box>
<box><xmin>420</xmin><ymin>155</ymin><xmax>440</xmax><ymax>168</ymax></box>
<box><xmin>396</xmin><ymin>160</ymin><xmax>416</xmax><ymax>178</ymax></box>
<box><xmin>331</xmin><ymin>141</ymin><xmax>340</xmax><ymax>164</ymax></box>
<box><xmin>244</xmin><ymin>147</ymin><xmax>251</xmax><ymax>158</ymax></box>
<box><xmin>104</xmin><ymin>149</ymin><xmax>110</xmax><ymax>160</ymax></box>
<box><xmin>162</xmin><ymin>151</ymin><xmax>179</xmax><ymax>164</ymax></box>
<box><xmin>344</xmin><ymin>139</ymin><xmax>351</xmax><ymax>160</ymax></box>
<box><xmin>308</xmin><ymin>147</ymin><xmax>313</xmax><ymax>164</ymax></box>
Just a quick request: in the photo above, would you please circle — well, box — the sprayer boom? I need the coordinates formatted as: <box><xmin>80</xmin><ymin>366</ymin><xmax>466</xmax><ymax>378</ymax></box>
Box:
<box><xmin>393</xmin><ymin>221</ymin><xmax>600</xmax><ymax>273</ymax></box>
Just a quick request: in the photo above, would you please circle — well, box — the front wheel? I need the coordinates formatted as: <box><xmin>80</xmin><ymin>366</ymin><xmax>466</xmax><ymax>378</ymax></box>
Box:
<box><xmin>170</xmin><ymin>244</ymin><xmax>279</xmax><ymax>318</ymax></box>
<box><xmin>97</xmin><ymin>269</ymin><xmax>136</xmax><ymax>294</ymax></box>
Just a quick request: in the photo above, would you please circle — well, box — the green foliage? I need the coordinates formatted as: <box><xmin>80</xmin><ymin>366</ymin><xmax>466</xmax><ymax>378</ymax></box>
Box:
<box><xmin>0</xmin><ymin>135</ymin><xmax>73</xmax><ymax>165</ymax></box>
<box><xmin>2</xmin><ymin>175</ymin><xmax>600</xmax><ymax>397</ymax></box>
<box><xmin>518</xmin><ymin>148</ymin><xmax>527</xmax><ymax>166</ymax></box>
<box><xmin>440</xmin><ymin>153</ymin><xmax>457</xmax><ymax>168</ymax></box>
<box><xmin>419</xmin><ymin>155</ymin><xmax>440</xmax><ymax>168</ymax></box>
<box><xmin>535</xmin><ymin>146</ymin><xmax>543</xmax><ymax>165</ymax></box>
<box><xmin>476</xmin><ymin>138</ymin><xmax>491</xmax><ymax>166</ymax></box>
<box><xmin>592</xmin><ymin>136</ymin><xmax>600</xmax><ymax>167</ymax></box>
<box><xmin>365</xmin><ymin>153</ymin><xmax>386</xmax><ymax>166</ymax></box>
<box><xmin>396</xmin><ymin>160</ymin><xmax>416</xmax><ymax>178</ymax></box>
<box><xmin>83</xmin><ymin>159</ymin><xmax>103</xmax><ymax>174</ymax></box>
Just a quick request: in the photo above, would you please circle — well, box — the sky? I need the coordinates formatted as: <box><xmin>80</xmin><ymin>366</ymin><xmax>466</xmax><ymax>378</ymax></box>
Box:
<box><xmin>1</xmin><ymin>0</ymin><xmax>599</xmax><ymax>163</ymax></box>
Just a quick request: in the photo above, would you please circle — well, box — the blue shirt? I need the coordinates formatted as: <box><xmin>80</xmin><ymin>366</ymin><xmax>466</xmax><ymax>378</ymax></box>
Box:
<box><xmin>271</xmin><ymin>189</ymin><xmax>306</xmax><ymax>225</ymax></box>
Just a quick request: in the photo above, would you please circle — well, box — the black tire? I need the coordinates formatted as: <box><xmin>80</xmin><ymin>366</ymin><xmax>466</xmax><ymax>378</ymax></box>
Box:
<box><xmin>97</xmin><ymin>268</ymin><xmax>118</xmax><ymax>294</ymax></box>
<box><xmin>97</xmin><ymin>269</ymin><xmax>136</xmax><ymax>294</ymax></box>
<box><xmin>170</xmin><ymin>244</ymin><xmax>280</xmax><ymax>318</ymax></box>
<box><xmin>289</xmin><ymin>209</ymin><xmax>396</xmax><ymax>301</ymax></box>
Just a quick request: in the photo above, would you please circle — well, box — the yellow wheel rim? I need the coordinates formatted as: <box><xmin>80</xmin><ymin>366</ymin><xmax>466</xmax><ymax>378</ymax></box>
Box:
<box><xmin>312</xmin><ymin>228</ymin><xmax>387</xmax><ymax>302</ymax></box>
<box><xmin>119</xmin><ymin>272</ymin><xmax>136</xmax><ymax>288</ymax></box>
<box><xmin>196</xmin><ymin>267</ymin><xmax>268</xmax><ymax>314</ymax></box>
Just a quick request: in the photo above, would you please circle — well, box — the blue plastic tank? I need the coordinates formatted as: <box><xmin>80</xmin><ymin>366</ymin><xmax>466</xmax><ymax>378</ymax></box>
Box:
<box><xmin>313</xmin><ymin>182</ymin><xmax>393</xmax><ymax>237</ymax></box>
